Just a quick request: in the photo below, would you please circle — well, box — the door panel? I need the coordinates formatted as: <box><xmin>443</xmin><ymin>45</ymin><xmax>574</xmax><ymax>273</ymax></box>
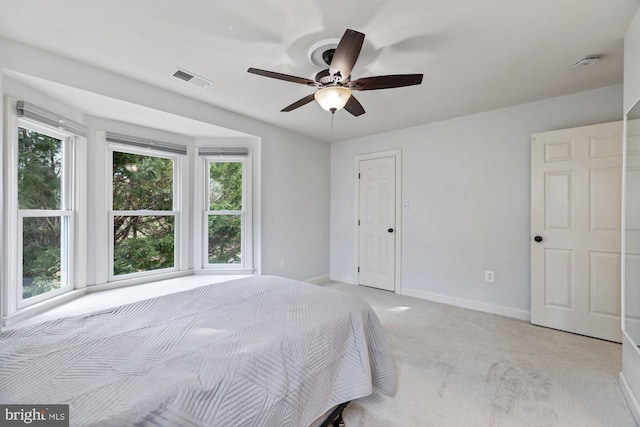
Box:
<box><xmin>590</xmin><ymin>168</ymin><xmax>621</xmax><ymax>231</ymax></box>
<box><xmin>589</xmin><ymin>251</ymin><xmax>620</xmax><ymax>316</ymax></box>
<box><xmin>544</xmin><ymin>249</ymin><xmax>573</xmax><ymax>309</ymax></box>
<box><xmin>544</xmin><ymin>172</ymin><xmax>572</xmax><ymax>229</ymax></box>
<box><xmin>531</xmin><ymin>121</ymin><xmax>623</xmax><ymax>342</ymax></box>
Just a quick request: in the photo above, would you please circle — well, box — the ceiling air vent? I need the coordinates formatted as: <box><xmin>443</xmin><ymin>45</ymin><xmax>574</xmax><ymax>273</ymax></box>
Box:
<box><xmin>172</xmin><ymin>68</ymin><xmax>213</xmax><ymax>88</ymax></box>
<box><xmin>572</xmin><ymin>55</ymin><xmax>601</xmax><ymax>69</ymax></box>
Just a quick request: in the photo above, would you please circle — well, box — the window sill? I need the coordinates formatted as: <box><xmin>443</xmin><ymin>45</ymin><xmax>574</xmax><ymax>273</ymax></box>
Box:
<box><xmin>3</xmin><ymin>289</ymin><xmax>86</xmax><ymax>328</ymax></box>
<box><xmin>2</xmin><ymin>271</ymin><xmax>258</xmax><ymax>330</ymax></box>
<box><xmin>194</xmin><ymin>268</ymin><xmax>255</xmax><ymax>275</ymax></box>
<box><xmin>91</xmin><ymin>270</ymin><xmax>192</xmax><ymax>293</ymax></box>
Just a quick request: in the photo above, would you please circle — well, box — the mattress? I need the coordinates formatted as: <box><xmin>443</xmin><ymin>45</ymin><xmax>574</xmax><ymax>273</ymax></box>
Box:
<box><xmin>0</xmin><ymin>275</ymin><xmax>395</xmax><ymax>426</ymax></box>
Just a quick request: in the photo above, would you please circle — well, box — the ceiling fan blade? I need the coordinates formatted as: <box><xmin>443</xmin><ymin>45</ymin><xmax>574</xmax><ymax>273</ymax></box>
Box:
<box><xmin>344</xmin><ymin>95</ymin><xmax>365</xmax><ymax>117</ymax></box>
<box><xmin>281</xmin><ymin>93</ymin><xmax>316</xmax><ymax>112</ymax></box>
<box><xmin>248</xmin><ymin>68</ymin><xmax>318</xmax><ymax>86</ymax></box>
<box><xmin>329</xmin><ymin>29</ymin><xmax>365</xmax><ymax>81</ymax></box>
<box><xmin>349</xmin><ymin>74</ymin><xmax>424</xmax><ymax>91</ymax></box>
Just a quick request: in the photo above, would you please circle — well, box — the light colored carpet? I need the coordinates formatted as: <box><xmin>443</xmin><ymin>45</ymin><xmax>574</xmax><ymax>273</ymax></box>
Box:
<box><xmin>319</xmin><ymin>281</ymin><xmax>637</xmax><ymax>427</ymax></box>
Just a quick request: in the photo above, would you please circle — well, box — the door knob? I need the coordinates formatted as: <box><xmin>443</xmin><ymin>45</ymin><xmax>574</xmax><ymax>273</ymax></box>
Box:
<box><xmin>533</xmin><ymin>236</ymin><xmax>543</xmax><ymax>242</ymax></box>
<box><xmin>388</xmin><ymin>228</ymin><xmax>394</xmax><ymax>233</ymax></box>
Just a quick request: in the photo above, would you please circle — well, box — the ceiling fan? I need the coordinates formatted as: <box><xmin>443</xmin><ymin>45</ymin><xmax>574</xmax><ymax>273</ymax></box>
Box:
<box><xmin>247</xmin><ymin>29</ymin><xmax>423</xmax><ymax>117</ymax></box>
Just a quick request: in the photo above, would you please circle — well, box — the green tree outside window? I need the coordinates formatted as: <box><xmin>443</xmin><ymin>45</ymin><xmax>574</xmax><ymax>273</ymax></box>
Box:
<box><xmin>112</xmin><ymin>151</ymin><xmax>175</xmax><ymax>275</ymax></box>
<box><xmin>208</xmin><ymin>162</ymin><xmax>243</xmax><ymax>264</ymax></box>
<box><xmin>18</xmin><ymin>127</ymin><xmax>64</xmax><ymax>299</ymax></box>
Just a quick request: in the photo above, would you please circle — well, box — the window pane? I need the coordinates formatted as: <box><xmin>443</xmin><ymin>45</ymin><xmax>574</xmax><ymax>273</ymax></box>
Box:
<box><xmin>22</xmin><ymin>216</ymin><xmax>62</xmax><ymax>299</ymax></box>
<box><xmin>209</xmin><ymin>162</ymin><xmax>242</xmax><ymax>210</ymax></box>
<box><xmin>208</xmin><ymin>215</ymin><xmax>241</xmax><ymax>264</ymax></box>
<box><xmin>113</xmin><ymin>152</ymin><xmax>173</xmax><ymax>210</ymax></box>
<box><xmin>114</xmin><ymin>215</ymin><xmax>175</xmax><ymax>275</ymax></box>
<box><xmin>18</xmin><ymin>127</ymin><xmax>62</xmax><ymax>210</ymax></box>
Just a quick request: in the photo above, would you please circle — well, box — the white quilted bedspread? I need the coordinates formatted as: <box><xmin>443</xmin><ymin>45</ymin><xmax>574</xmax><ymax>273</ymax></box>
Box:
<box><xmin>0</xmin><ymin>276</ymin><xmax>395</xmax><ymax>426</ymax></box>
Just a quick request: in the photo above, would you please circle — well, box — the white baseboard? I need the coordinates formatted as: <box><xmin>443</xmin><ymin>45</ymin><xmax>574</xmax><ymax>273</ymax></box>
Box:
<box><xmin>401</xmin><ymin>287</ymin><xmax>531</xmax><ymax>321</ymax></box>
<box><xmin>329</xmin><ymin>274</ymin><xmax>356</xmax><ymax>285</ymax></box>
<box><xmin>620</xmin><ymin>371</ymin><xmax>640</xmax><ymax>424</ymax></box>
<box><xmin>306</xmin><ymin>274</ymin><xmax>330</xmax><ymax>285</ymax></box>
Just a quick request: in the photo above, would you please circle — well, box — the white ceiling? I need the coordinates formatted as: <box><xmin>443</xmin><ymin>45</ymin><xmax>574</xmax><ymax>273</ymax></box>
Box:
<box><xmin>0</xmin><ymin>0</ymin><xmax>637</xmax><ymax>143</ymax></box>
<box><xmin>5</xmin><ymin>71</ymin><xmax>252</xmax><ymax>139</ymax></box>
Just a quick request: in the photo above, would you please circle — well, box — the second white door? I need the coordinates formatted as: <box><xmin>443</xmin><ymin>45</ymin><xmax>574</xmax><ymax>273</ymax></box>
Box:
<box><xmin>358</xmin><ymin>156</ymin><xmax>396</xmax><ymax>291</ymax></box>
<box><xmin>531</xmin><ymin>121</ymin><xmax>623</xmax><ymax>342</ymax></box>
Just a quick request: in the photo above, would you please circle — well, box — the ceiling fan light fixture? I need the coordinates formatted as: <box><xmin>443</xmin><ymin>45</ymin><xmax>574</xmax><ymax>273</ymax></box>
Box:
<box><xmin>314</xmin><ymin>86</ymin><xmax>352</xmax><ymax>112</ymax></box>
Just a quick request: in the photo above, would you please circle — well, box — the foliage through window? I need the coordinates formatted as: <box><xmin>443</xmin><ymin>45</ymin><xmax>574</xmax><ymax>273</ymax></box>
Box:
<box><xmin>111</xmin><ymin>150</ymin><xmax>177</xmax><ymax>276</ymax></box>
<box><xmin>18</xmin><ymin>126</ymin><xmax>70</xmax><ymax>300</ymax></box>
<box><xmin>206</xmin><ymin>160</ymin><xmax>244</xmax><ymax>265</ymax></box>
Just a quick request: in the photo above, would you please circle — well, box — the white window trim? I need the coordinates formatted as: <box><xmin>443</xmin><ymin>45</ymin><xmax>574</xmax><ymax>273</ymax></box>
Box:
<box><xmin>4</xmin><ymin>110</ymin><xmax>81</xmax><ymax>315</ymax></box>
<box><xmin>202</xmin><ymin>154</ymin><xmax>253</xmax><ymax>271</ymax></box>
<box><xmin>107</xmin><ymin>143</ymin><xmax>182</xmax><ymax>282</ymax></box>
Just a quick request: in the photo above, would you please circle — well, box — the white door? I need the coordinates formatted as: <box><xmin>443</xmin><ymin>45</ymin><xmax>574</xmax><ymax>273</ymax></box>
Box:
<box><xmin>531</xmin><ymin>121</ymin><xmax>623</xmax><ymax>342</ymax></box>
<box><xmin>358</xmin><ymin>156</ymin><xmax>396</xmax><ymax>291</ymax></box>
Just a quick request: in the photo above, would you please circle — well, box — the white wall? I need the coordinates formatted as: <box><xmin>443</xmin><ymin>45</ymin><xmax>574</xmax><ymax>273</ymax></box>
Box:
<box><xmin>0</xmin><ymin>37</ymin><xmax>330</xmax><ymax>283</ymax></box>
<box><xmin>261</xmin><ymin>135</ymin><xmax>330</xmax><ymax>280</ymax></box>
<box><xmin>331</xmin><ymin>85</ymin><xmax>623</xmax><ymax>316</ymax></box>
<box><xmin>622</xmin><ymin>8</ymin><xmax>640</xmax><ymax>422</ymax></box>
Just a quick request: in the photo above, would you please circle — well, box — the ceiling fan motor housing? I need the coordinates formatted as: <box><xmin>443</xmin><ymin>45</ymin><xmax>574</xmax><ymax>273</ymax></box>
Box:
<box><xmin>307</xmin><ymin>38</ymin><xmax>341</xmax><ymax>68</ymax></box>
<box><xmin>315</xmin><ymin>69</ymin><xmax>344</xmax><ymax>85</ymax></box>
<box><xmin>322</xmin><ymin>49</ymin><xmax>335</xmax><ymax>66</ymax></box>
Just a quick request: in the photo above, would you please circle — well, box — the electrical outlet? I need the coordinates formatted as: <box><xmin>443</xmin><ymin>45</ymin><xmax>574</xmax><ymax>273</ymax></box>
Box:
<box><xmin>280</xmin><ymin>259</ymin><xmax>287</xmax><ymax>270</ymax></box>
<box><xmin>485</xmin><ymin>270</ymin><xmax>495</xmax><ymax>282</ymax></box>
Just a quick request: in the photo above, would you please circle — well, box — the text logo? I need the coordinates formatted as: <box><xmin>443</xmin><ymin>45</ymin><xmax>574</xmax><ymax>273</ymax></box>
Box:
<box><xmin>0</xmin><ymin>405</ymin><xmax>68</xmax><ymax>426</ymax></box>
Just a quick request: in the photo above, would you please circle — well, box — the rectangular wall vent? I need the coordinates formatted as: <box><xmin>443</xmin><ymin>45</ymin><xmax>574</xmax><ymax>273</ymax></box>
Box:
<box><xmin>172</xmin><ymin>68</ymin><xmax>213</xmax><ymax>88</ymax></box>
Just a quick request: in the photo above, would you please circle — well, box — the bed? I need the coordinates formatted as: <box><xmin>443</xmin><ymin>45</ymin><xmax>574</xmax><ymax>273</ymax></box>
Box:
<box><xmin>0</xmin><ymin>275</ymin><xmax>395</xmax><ymax>426</ymax></box>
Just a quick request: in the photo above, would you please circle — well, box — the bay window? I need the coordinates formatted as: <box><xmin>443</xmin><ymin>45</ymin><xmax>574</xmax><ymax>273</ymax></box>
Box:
<box><xmin>4</xmin><ymin>100</ymin><xmax>86</xmax><ymax>313</ymax></box>
<box><xmin>107</xmin><ymin>133</ymin><xmax>185</xmax><ymax>280</ymax></box>
<box><xmin>200</xmin><ymin>148</ymin><xmax>252</xmax><ymax>270</ymax></box>
<box><xmin>18</xmin><ymin>124</ymin><xmax>73</xmax><ymax>306</ymax></box>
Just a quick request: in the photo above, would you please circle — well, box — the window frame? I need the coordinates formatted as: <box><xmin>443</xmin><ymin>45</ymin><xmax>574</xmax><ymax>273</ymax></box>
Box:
<box><xmin>14</xmin><ymin>119</ymin><xmax>77</xmax><ymax>310</ymax></box>
<box><xmin>107</xmin><ymin>143</ymin><xmax>181</xmax><ymax>282</ymax></box>
<box><xmin>202</xmin><ymin>155</ymin><xmax>252</xmax><ymax>270</ymax></box>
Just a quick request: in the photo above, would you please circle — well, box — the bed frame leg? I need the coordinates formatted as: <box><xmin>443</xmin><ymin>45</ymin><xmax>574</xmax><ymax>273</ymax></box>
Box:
<box><xmin>318</xmin><ymin>401</ymin><xmax>349</xmax><ymax>427</ymax></box>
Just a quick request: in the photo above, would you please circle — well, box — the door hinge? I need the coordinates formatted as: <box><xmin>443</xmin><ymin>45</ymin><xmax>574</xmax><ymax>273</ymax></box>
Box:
<box><xmin>358</xmin><ymin>173</ymin><xmax>361</xmax><ymax>179</ymax></box>
<box><xmin>357</xmin><ymin>266</ymin><xmax>360</xmax><ymax>273</ymax></box>
<box><xmin>358</xmin><ymin>219</ymin><xmax>360</xmax><ymax>226</ymax></box>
